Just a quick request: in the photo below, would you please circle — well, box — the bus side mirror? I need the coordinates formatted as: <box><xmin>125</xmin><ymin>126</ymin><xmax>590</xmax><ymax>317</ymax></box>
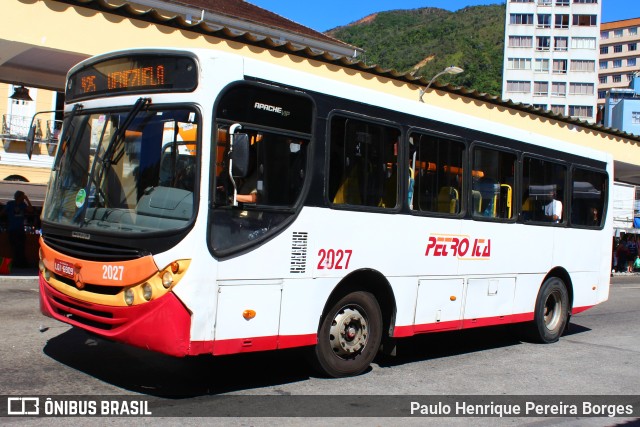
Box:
<box><xmin>26</xmin><ymin>124</ymin><xmax>37</xmax><ymax>160</ymax></box>
<box><xmin>231</xmin><ymin>133</ymin><xmax>250</xmax><ymax>178</ymax></box>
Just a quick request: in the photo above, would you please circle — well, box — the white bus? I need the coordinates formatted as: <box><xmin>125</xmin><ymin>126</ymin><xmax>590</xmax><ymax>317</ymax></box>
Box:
<box><xmin>37</xmin><ymin>47</ymin><xmax>612</xmax><ymax>377</ymax></box>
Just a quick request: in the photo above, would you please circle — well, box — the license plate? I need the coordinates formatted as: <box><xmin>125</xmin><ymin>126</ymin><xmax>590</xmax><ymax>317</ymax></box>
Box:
<box><xmin>54</xmin><ymin>259</ymin><xmax>75</xmax><ymax>279</ymax></box>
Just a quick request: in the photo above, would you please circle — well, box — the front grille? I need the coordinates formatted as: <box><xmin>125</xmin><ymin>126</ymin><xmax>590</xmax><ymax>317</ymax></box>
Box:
<box><xmin>44</xmin><ymin>234</ymin><xmax>143</xmax><ymax>261</ymax></box>
<box><xmin>50</xmin><ymin>296</ymin><xmax>118</xmax><ymax>330</ymax></box>
<box><xmin>53</xmin><ymin>273</ymin><xmax>124</xmax><ymax>295</ymax></box>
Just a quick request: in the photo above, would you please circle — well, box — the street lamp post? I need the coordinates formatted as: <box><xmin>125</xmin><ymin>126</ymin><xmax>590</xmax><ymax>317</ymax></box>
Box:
<box><xmin>418</xmin><ymin>66</ymin><xmax>464</xmax><ymax>102</ymax></box>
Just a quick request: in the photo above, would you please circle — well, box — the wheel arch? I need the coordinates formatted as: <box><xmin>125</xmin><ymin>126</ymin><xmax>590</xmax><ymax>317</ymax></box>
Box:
<box><xmin>320</xmin><ymin>268</ymin><xmax>397</xmax><ymax>340</ymax></box>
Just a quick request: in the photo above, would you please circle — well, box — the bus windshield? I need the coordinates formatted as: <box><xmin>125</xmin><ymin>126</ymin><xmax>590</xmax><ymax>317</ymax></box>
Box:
<box><xmin>42</xmin><ymin>104</ymin><xmax>199</xmax><ymax>234</ymax></box>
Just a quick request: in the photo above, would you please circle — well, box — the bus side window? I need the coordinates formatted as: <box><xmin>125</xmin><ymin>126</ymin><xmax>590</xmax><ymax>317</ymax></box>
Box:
<box><xmin>522</xmin><ymin>156</ymin><xmax>566</xmax><ymax>224</ymax></box>
<box><xmin>329</xmin><ymin>116</ymin><xmax>398</xmax><ymax>208</ymax></box>
<box><xmin>410</xmin><ymin>132</ymin><xmax>465</xmax><ymax>215</ymax></box>
<box><xmin>472</xmin><ymin>146</ymin><xmax>516</xmax><ymax>220</ymax></box>
<box><xmin>571</xmin><ymin>168</ymin><xmax>607</xmax><ymax>227</ymax></box>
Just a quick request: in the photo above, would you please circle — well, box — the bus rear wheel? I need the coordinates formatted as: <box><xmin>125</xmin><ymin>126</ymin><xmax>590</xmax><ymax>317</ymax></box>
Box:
<box><xmin>528</xmin><ymin>277</ymin><xmax>569</xmax><ymax>343</ymax></box>
<box><xmin>312</xmin><ymin>291</ymin><xmax>382</xmax><ymax>378</ymax></box>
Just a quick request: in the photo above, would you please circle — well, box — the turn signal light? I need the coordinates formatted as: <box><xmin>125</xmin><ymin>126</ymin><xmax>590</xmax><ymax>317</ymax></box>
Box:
<box><xmin>170</xmin><ymin>262</ymin><xmax>180</xmax><ymax>274</ymax></box>
<box><xmin>243</xmin><ymin>309</ymin><xmax>256</xmax><ymax>320</ymax></box>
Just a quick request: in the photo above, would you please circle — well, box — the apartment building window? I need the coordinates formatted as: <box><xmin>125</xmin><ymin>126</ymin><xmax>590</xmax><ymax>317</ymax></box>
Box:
<box><xmin>571</xmin><ymin>37</ymin><xmax>595</xmax><ymax>49</ymax></box>
<box><xmin>551</xmin><ymin>105</ymin><xmax>565</xmax><ymax>115</ymax></box>
<box><xmin>532</xmin><ymin>104</ymin><xmax>548</xmax><ymax>110</ymax></box>
<box><xmin>553</xmin><ymin>59</ymin><xmax>568</xmax><ymax>74</ymax></box>
<box><xmin>628</xmin><ymin>73</ymin><xmax>635</xmax><ymax>82</ymax></box>
<box><xmin>614</xmin><ymin>29</ymin><xmax>623</xmax><ymax>38</ymax></box>
<box><xmin>556</xmin><ymin>0</ymin><xmax>569</xmax><ymax>5</ymax></box>
<box><xmin>614</xmin><ymin>45</ymin><xmax>623</xmax><ymax>53</ymax></box>
<box><xmin>613</xmin><ymin>75</ymin><xmax>622</xmax><ymax>83</ymax></box>
<box><xmin>511</xmin><ymin>0</ymin><xmax>534</xmax><ymax>2</ymax></box>
<box><xmin>569</xmin><ymin>83</ymin><xmax>594</xmax><ymax>95</ymax></box>
<box><xmin>632</xmin><ymin>112</ymin><xmax>640</xmax><ymax>124</ymax></box>
<box><xmin>511</xmin><ymin>14</ymin><xmax>534</xmax><ymax>25</ymax></box>
<box><xmin>613</xmin><ymin>59</ymin><xmax>622</xmax><ymax>68</ymax></box>
<box><xmin>599</xmin><ymin>60</ymin><xmax>608</xmax><ymax>70</ymax></box>
<box><xmin>534</xmin><ymin>81</ymin><xmax>549</xmax><ymax>96</ymax></box>
<box><xmin>630</xmin><ymin>28</ymin><xmax>638</xmax><ymax>36</ymax></box>
<box><xmin>509</xmin><ymin>36</ymin><xmax>533</xmax><ymax>48</ymax></box>
<box><xmin>508</xmin><ymin>58</ymin><xmax>532</xmax><ymax>70</ymax></box>
<box><xmin>601</xmin><ymin>31</ymin><xmax>609</xmax><ymax>40</ymax></box>
<box><xmin>507</xmin><ymin>81</ymin><xmax>532</xmax><ymax>93</ymax></box>
<box><xmin>629</xmin><ymin>58</ymin><xmax>637</xmax><ymax>67</ymax></box>
<box><xmin>535</xmin><ymin>59</ymin><xmax>550</xmax><ymax>72</ymax></box>
<box><xmin>537</xmin><ymin>14</ymin><xmax>551</xmax><ymax>28</ymax></box>
<box><xmin>598</xmin><ymin>90</ymin><xmax>606</xmax><ymax>99</ymax></box>
<box><xmin>573</xmin><ymin>0</ymin><xmax>598</xmax><ymax>3</ymax></box>
<box><xmin>599</xmin><ymin>76</ymin><xmax>607</xmax><ymax>84</ymax></box>
<box><xmin>569</xmin><ymin>105</ymin><xmax>593</xmax><ymax>118</ymax></box>
<box><xmin>573</xmin><ymin>15</ymin><xmax>597</xmax><ymax>27</ymax></box>
<box><xmin>538</xmin><ymin>0</ymin><xmax>552</xmax><ymax>5</ymax></box>
<box><xmin>629</xmin><ymin>43</ymin><xmax>638</xmax><ymax>52</ymax></box>
<box><xmin>554</xmin><ymin>37</ymin><xmax>568</xmax><ymax>51</ymax></box>
<box><xmin>555</xmin><ymin>14</ymin><xmax>569</xmax><ymax>29</ymax></box>
<box><xmin>571</xmin><ymin>59</ymin><xmax>595</xmax><ymax>72</ymax></box>
<box><xmin>551</xmin><ymin>82</ymin><xmax>567</xmax><ymax>96</ymax></box>
<box><xmin>600</xmin><ymin>46</ymin><xmax>608</xmax><ymax>54</ymax></box>
<box><xmin>537</xmin><ymin>36</ymin><xmax>551</xmax><ymax>51</ymax></box>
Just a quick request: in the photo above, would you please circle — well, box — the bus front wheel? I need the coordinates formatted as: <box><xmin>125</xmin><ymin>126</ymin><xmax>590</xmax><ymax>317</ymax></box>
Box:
<box><xmin>312</xmin><ymin>291</ymin><xmax>383</xmax><ymax>378</ymax></box>
<box><xmin>529</xmin><ymin>277</ymin><xmax>569</xmax><ymax>343</ymax></box>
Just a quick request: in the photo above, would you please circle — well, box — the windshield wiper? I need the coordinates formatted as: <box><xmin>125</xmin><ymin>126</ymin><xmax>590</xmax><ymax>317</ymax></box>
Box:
<box><xmin>102</xmin><ymin>97</ymin><xmax>151</xmax><ymax>167</ymax></box>
<box><xmin>85</xmin><ymin>97</ymin><xmax>150</xmax><ymax>213</ymax></box>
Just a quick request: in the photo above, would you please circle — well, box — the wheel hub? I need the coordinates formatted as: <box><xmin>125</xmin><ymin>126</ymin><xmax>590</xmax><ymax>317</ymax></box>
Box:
<box><xmin>329</xmin><ymin>307</ymin><xmax>368</xmax><ymax>358</ymax></box>
<box><xmin>544</xmin><ymin>290</ymin><xmax>562</xmax><ymax>331</ymax></box>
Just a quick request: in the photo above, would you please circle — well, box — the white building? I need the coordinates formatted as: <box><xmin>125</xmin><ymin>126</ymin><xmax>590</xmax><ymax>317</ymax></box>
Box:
<box><xmin>502</xmin><ymin>0</ymin><xmax>601</xmax><ymax>123</ymax></box>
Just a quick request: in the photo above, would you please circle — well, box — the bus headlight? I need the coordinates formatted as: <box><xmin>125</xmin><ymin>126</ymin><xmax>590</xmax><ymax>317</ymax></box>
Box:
<box><xmin>142</xmin><ymin>283</ymin><xmax>153</xmax><ymax>301</ymax></box>
<box><xmin>162</xmin><ymin>271</ymin><xmax>173</xmax><ymax>289</ymax></box>
<box><xmin>124</xmin><ymin>289</ymin><xmax>134</xmax><ymax>306</ymax></box>
<box><xmin>43</xmin><ymin>268</ymin><xmax>51</xmax><ymax>281</ymax></box>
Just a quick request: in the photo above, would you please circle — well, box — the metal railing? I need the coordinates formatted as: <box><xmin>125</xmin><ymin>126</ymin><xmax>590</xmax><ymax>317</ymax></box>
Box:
<box><xmin>1</xmin><ymin>114</ymin><xmax>39</xmax><ymax>142</ymax></box>
<box><xmin>1</xmin><ymin>114</ymin><xmax>62</xmax><ymax>154</ymax></box>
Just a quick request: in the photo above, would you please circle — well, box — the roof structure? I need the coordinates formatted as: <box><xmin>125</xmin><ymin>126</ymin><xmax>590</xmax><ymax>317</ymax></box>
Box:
<box><xmin>601</xmin><ymin>17</ymin><xmax>640</xmax><ymax>30</ymax></box>
<box><xmin>52</xmin><ymin>0</ymin><xmax>640</xmax><ymax>144</ymax></box>
<box><xmin>121</xmin><ymin>0</ymin><xmax>362</xmax><ymax>58</ymax></box>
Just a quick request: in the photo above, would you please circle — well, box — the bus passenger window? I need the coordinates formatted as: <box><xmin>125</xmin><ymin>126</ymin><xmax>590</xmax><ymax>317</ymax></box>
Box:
<box><xmin>409</xmin><ymin>132</ymin><xmax>465</xmax><ymax>215</ymax></box>
<box><xmin>571</xmin><ymin>168</ymin><xmax>607</xmax><ymax>227</ymax></box>
<box><xmin>522</xmin><ymin>157</ymin><xmax>566</xmax><ymax>224</ymax></box>
<box><xmin>472</xmin><ymin>146</ymin><xmax>516</xmax><ymax>220</ymax></box>
<box><xmin>329</xmin><ymin>116</ymin><xmax>399</xmax><ymax>209</ymax></box>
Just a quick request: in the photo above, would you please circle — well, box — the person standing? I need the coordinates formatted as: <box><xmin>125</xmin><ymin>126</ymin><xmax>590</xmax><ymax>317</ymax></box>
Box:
<box><xmin>5</xmin><ymin>191</ymin><xmax>33</xmax><ymax>268</ymax></box>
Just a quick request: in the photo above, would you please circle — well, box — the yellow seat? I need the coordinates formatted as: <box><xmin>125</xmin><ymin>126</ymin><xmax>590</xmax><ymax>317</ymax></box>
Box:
<box><xmin>437</xmin><ymin>186</ymin><xmax>459</xmax><ymax>214</ymax></box>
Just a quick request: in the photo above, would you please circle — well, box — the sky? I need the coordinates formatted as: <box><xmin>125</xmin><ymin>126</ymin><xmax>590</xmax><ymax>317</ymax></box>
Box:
<box><xmin>248</xmin><ymin>0</ymin><xmax>636</xmax><ymax>32</ymax></box>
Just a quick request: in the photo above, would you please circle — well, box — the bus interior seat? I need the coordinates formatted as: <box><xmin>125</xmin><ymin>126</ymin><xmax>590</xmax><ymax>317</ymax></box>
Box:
<box><xmin>437</xmin><ymin>186</ymin><xmax>459</xmax><ymax>214</ymax></box>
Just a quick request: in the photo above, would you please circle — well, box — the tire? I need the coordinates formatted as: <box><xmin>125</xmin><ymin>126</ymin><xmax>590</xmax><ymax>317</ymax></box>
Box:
<box><xmin>311</xmin><ymin>291</ymin><xmax>383</xmax><ymax>378</ymax></box>
<box><xmin>528</xmin><ymin>277</ymin><xmax>569</xmax><ymax>343</ymax></box>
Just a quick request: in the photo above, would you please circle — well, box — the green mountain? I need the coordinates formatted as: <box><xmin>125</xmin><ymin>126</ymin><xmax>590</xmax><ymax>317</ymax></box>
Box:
<box><xmin>327</xmin><ymin>5</ymin><xmax>506</xmax><ymax>96</ymax></box>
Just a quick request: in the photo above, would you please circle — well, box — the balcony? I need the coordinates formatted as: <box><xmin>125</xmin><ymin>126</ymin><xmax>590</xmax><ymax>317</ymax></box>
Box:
<box><xmin>1</xmin><ymin>114</ymin><xmax>61</xmax><ymax>155</ymax></box>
